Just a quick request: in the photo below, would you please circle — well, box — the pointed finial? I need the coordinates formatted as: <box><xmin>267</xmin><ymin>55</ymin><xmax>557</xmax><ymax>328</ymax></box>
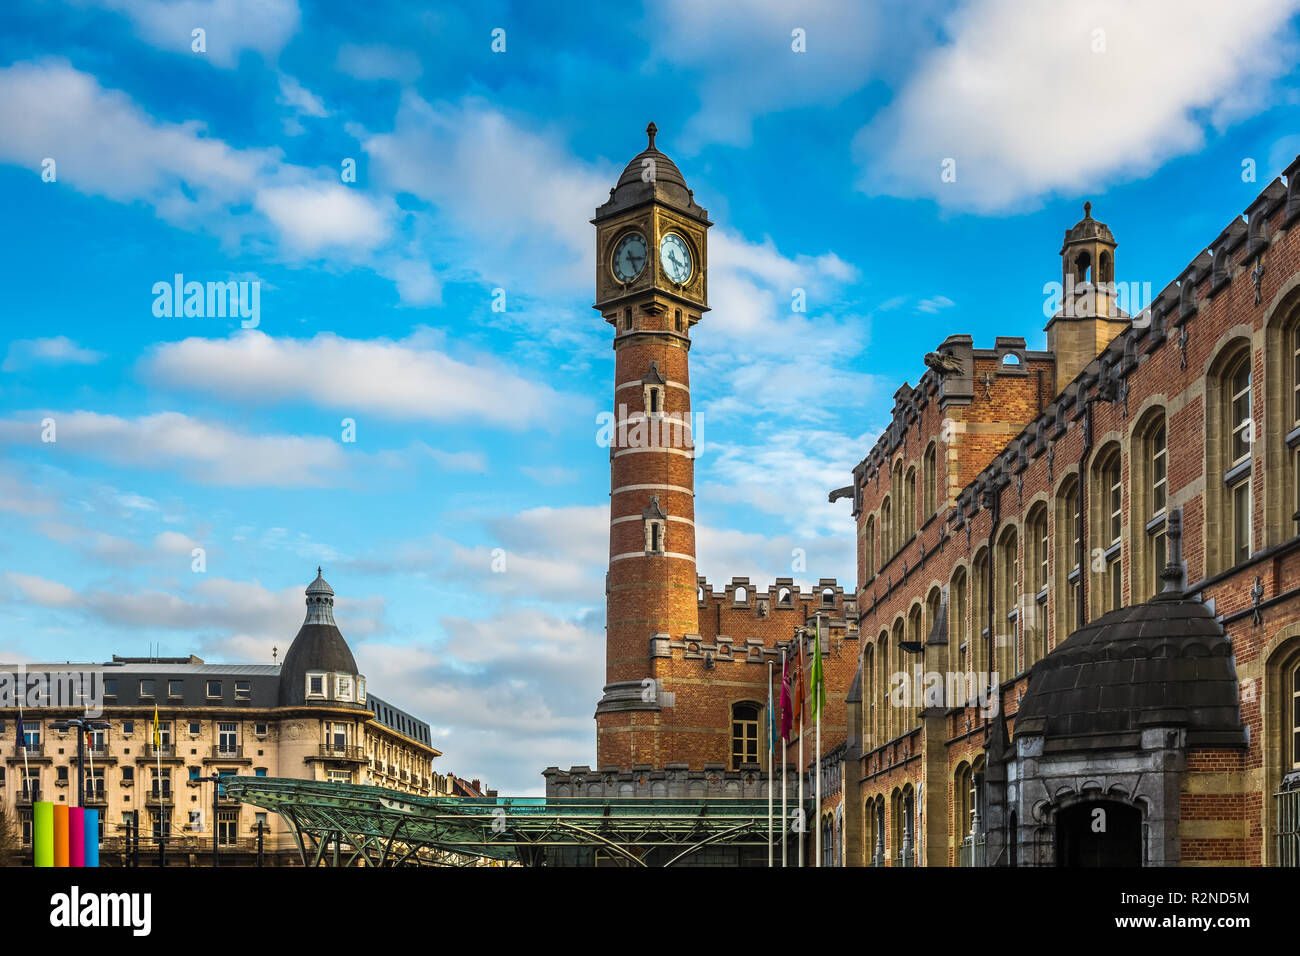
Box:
<box><xmin>317</xmin><ymin>565</ymin><xmax>322</xmax><ymax>576</ymax></box>
<box><xmin>1084</xmin><ymin>201</ymin><xmax>1092</xmax><ymax>219</ymax></box>
<box><xmin>646</xmin><ymin>122</ymin><xmax>658</xmax><ymax>150</ymax></box>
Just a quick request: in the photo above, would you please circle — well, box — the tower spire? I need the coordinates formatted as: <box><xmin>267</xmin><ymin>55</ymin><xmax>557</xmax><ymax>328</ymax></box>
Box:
<box><xmin>646</xmin><ymin>121</ymin><xmax>657</xmax><ymax>150</ymax></box>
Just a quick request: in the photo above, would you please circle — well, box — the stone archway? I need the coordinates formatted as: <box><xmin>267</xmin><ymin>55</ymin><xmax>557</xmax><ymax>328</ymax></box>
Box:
<box><xmin>1055</xmin><ymin>799</ymin><xmax>1142</xmax><ymax>867</ymax></box>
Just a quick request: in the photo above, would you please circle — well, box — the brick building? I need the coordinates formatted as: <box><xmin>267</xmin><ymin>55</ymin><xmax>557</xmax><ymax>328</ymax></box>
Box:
<box><xmin>840</xmin><ymin>159</ymin><xmax>1300</xmax><ymax>866</ymax></box>
<box><xmin>544</xmin><ymin>125</ymin><xmax>858</xmax><ymax>864</ymax></box>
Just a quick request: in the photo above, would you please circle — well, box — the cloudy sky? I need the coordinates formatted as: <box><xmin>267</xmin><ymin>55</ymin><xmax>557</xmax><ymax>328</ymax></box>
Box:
<box><xmin>1</xmin><ymin>0</ymin><xmax>1299</xmax><ymax>794</ymax></box>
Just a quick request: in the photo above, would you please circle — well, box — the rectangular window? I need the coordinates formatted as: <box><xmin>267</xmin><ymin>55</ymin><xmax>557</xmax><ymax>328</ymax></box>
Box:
<box><xmin>217</xmin><ymin>722</ymin><xmax>238</xmax><ymax>754</ymax></box>
<box><xmin>103</xmin><ymin>679</ymin><xmax>117</xmax><ymax>699</ymax></box>
<box><xmin>1151</xmin><ymin>425</ymin><xmax>1167</xmax><ymax>515</ymax></box>
<box><xmin>20</xmin><ymin>811</ymin><xmax>32</xmax><ymax>847</ymax></box>
<box><xmin>254</xmin><ymin>722</ymin><xmax>268</xmax><ymax>737</ymax></box>
<box><xmin>234</xmin><ymin>680</ymin><xmax>251</xmax><ymax>701</ymax></box>
<box><xmin>121</xmin><ymin>766</ymin><xmax>134</xmax><ymax>783</ymax></box>
<box><xmin>330</xmin><ymin>723</ymin><xmax>347</xmax><ymax>751</ymax></box>
<box><xmin>22</xmin><ymin>723</ymin><xmax>40</xmax><ymax>749</ymax></box>
<box><xmin>307</xmin><ymin>674</ymin><xmax>325</xmax><ymax>698</ymax></box>
<box><xmin>122</xmin><ymin>720</ymin><xmax>134</xmax><ymax>735</ymax></box>
<box><xmin>1232</xmin><ymin>480</ymin><xmax>1252</xmax><ymax>565</ymax></box>
<box><xmin>139</xmin><ymin>679</ymin><xmax>155</xmax><ymax>698</ymax></box>
<box><xmin>157</xmin><ymin>721</ymin><xmax>172</xmax><ymax>747</ymax></box>
<box><xmin>217</xmin><ymin>810</ymin><xmax>238</xmax><ymax>846</ymax></box>
<box><xmin>205</xmin><ymin>680</ymin><xmax>222</xmax><ymax>699</ymax></box>
<box><xmin>1230</xmin><ymin>368</ymin><xmax>1252</xmax><ymax>465</ymax></box>
<box><xmin>168</xmin><ymin>679</ymin><xmax>183</xmax><ymax>698</ymax></box>
<box><xmin>188</xmin><ymin>721</ymin><xmax>200</xmax><ymax>736</ymax></box>
<box><xmin>336</xmin><ymin>676</ymin><xmax>353</xmax><ymax>701</ymax></box>
<box><xmin>327</xmin><ymin>769</ymin><xmax>351</xmax><ymax>784</ymax></box>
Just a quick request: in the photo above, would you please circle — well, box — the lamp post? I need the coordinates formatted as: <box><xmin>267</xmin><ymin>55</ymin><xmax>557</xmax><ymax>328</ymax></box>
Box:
<box><xmin>49</xmin><ymin>717</ymin><xmax>109</xmax><ymax>808</ymax></box>
<box><xmin>253</xmin><ymin>819</ymin><xmax>269</xmax><ymax>867</ymax></box>
<box><xmin>196</xmin><ymin>772</ymin><xmax>223</xmax><ymax>867</ymax></box>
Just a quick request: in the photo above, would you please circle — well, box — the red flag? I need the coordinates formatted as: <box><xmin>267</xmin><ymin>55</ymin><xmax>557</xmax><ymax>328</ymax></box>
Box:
<box><xmin>790</xmin><ymin>641</ymin><xmax>806</xmax><ymax>734</ymax></box>
<box><xmin>779</xmin><ymin>654</ymin><xmax>792</xmax><ymax>741</ymax></box>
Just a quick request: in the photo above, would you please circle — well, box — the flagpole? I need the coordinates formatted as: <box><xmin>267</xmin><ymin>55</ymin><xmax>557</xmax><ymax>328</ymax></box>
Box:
<box><xmin>815</xmin><ymin>613</ymin><xmax>823</xmax><ymax>868</ymax></box>
<box><xmin>797</xmin><ymin>631</ymin><xmax>804</xmax><ymax>868</ymax></box>
<box><xmin>18</xmin><ymin>707</ymin><xmax>30</xmax><ymax>794</ymax></box>
<box><xmin>780</xmin><ymin>645</ymin><xmax>787</xmax><ymax>868</ymax></box>
<box><xmin>767</xmin><ymin>659</ymin><xmax>773</xmax><ymax>868</ymax></box>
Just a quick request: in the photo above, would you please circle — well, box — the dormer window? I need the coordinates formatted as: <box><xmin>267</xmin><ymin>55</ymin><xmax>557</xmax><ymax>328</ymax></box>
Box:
<box><xmin>335</xmin><ymin>675</ymin><xmax>354</xmax><ymax>702</ymax></box>
<box><xmin>306</xmin><ymin>672</ymin><xmax>326</xmax><ymax>699</ymax></box>
<box><xmin>356</xmin><ymin>677</ymin><xmax>366</xmax><ymax>703</ymax></box>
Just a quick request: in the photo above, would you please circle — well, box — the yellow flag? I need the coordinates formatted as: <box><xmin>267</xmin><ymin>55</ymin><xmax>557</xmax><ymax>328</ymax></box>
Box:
<box><xmin>152</xmin><ymin>704</ymin><xmax>160</xmax><ymax>748</ymax></box>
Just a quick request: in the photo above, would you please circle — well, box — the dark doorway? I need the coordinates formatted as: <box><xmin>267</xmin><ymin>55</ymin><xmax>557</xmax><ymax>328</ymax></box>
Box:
<box><xmin>1055</xmin><ymin>800</ymin><xmax>1142</xmax><ymax>867</ymax></box>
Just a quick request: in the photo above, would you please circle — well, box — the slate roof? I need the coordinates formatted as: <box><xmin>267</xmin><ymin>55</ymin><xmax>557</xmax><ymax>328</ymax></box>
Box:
<box><xmin>1014</xmin><ymin>586</ymin><xmax>1247</xmax><ymax>752</ymax></box>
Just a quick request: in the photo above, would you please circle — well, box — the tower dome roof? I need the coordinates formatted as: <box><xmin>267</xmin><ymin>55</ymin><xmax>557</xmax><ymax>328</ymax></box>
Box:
<box><xmin>595</xmin><ymin>122</ymin><xmax>709</xmax><ymax>223</ymax></box>
<box><xmin>278</xmin><ymin>568</ymin><xmax>361</xmax><ymax>707</ymax></box>
<box><xmin>1063</xmin><ymin>201</ymin><xmax>1115</xmax><ymax>246</ymax></box>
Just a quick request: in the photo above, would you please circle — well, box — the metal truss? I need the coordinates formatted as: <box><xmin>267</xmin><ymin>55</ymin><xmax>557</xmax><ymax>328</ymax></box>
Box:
<box><xmin>224</xmin><ymin>776</ymin><xmax>785</xmax><ymax>867</ymax></box>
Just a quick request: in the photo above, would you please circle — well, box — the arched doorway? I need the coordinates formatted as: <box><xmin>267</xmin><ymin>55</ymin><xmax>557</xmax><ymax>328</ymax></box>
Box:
<box><xmin>1055</xmin><ymin>800</ymin><xmax>1142</xmax><ymax>866</ymax></box>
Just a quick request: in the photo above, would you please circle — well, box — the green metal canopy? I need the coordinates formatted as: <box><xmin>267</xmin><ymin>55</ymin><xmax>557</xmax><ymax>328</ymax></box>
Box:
<box><xmin>225</xmin><ymin>776</ymin><xmax>793</xmax><ymax>867</ymax></box>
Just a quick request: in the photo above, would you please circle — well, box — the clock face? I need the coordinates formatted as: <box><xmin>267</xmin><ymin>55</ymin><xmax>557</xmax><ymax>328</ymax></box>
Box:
<box><xmin>660</xmin><ymin>233</ymin><xmax>692</xmax><ymax>284</ymax></box>
<box><xmin>611</xmin><ymin>232</ymin><xmax>647</xmax><ymax>282</ymax></box>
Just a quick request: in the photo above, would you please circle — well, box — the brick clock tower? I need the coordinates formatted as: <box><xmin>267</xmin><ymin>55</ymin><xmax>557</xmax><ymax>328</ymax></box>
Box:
<box><xmin>593</xmin><ymin>123</ymin><xmax>710</xmax><ymax>768</ymax></box>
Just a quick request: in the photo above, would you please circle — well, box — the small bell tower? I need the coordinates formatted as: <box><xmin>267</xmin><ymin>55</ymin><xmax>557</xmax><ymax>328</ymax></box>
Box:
<box><xmin>1047</xmin><ymin>202</ymin><xmax>1128</xmax><ymax>387</ymax></box>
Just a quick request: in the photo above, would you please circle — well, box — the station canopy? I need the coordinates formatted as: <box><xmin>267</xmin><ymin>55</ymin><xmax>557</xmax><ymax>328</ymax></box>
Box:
<box><xmin>225</xmin><ymin>776</ymin><xmax>789</xmax><ymax>867</ymax></box>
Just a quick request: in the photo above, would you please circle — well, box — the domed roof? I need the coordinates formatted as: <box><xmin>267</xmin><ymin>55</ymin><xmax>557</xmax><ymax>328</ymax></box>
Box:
<box><xmin>278</xmin><ymin>568</ymin><xmax>361</xmax><ymax>707</ymax></box>
<box><xmin>1015</xmin><ymin>570</ymin><xmax>1245</xmax><ymax>749</ymax></box>
<box><xmin>1063</xmin><ymin>201</ymin><xmax>1115</xmax><ymax>247</ymax></box>
<box><xmin>595</xmin><ymin>122</ymin><xmax>709</xmax><ymax>223</ymax></box>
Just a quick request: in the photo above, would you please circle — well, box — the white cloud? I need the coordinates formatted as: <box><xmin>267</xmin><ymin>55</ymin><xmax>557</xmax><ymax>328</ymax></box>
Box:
<box><xmin>855</xmin><ymin>0</ymin><xmax>1300</xmax><ymax>212</ymax></box>
<box><xmin>0</xmin><ymin>59</ymin><xmax>394</xmax><ymax>262</ymax></box>
<box><xmin>359</xmin><ymin>94</ymin><xmax>615</xmax><ymax>293</ymax></box>
<box><xmin>5</xmin><ymin>572</ymin><xmax>387</xmax><ymax>653</ymax></box>
<box><xmin>0</xmin><ymin>410</ymin><xmax>347</xmax><ymax>487</ymax></box>
<box><xmin>143</xmin><ymin>330</ymin><xmax>580</xmax><ymax>429</ymax></box>
<box><xmin>2</xmin><ymin>336</ymin><xmax>104</xmax><ymax>372</ymax></box>
<box><xmin>643</xmin><ymin>0</ymin><xmax>921</xmax><ymax>151</ymax></box>
<box><xmin>84</xmin><ymin>0</ymin><xmax>302</xmax><ymax>68</ymax></box>
<box><xmin>254</xmin><ymin>183</ymin><xmax>392</xmax><ymax>254</ymax></box>
<box><xmin>335</xmin><ymin>43</ymin><xmax>423</xmax><ymax>83</ymax></box>
<box><xmin>917</xmin><ymin>295</ymin><xmax>954</xmax><ymax>314</ymax></box>
<box><xmin>277</xmin><ymin>73</ymin><xmax>328</xmax><ymax>117</ymax></box>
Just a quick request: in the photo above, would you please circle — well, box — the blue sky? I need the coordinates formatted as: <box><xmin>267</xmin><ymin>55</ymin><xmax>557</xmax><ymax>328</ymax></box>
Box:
<box><xmin>1</xmin><ymin>0</ymin><xmax>1299</xmax><ymax>794</ymax></box>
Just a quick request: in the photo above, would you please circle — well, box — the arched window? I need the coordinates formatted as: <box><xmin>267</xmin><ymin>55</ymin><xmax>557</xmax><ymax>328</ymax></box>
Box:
<box><xmin>881</xmin><ymin>497</ymin><xmax>892</xmax><ymax>560</ymax></box>
<box><xmin>730</xmin><ymin>702</ymin><xmax>760</xmax><ymax>770</ymax></box>
<box><xmin>1056</xmin><ymin>476</ymin><xmax>1082</xmax><ymax>640</ymax></box>
<box><xmin>923</xmin><ymin>443</ymin><xmax>937</xmax><ymax>519</ymax></box>
<box><xmin>892</xmin><ymin>618</ymin><xmax>906</xmax><ymax>738</ymax></box>
<box><xmin>863</xmin><ymin>644</ymin><xmax>875</xmax><ymax>749</ymax></box>
<box><xmin>951</xmin><ymin>566</ymin><xmax>969</xmax><ymax>674</ymax></box>
<box><xmin>1132</xmin><ymin>410</ymin><xmax>1168</xmax><ymax>601</ymax></box>
<box><xmin>777</xmin><ymin>587</ymin><xmax>792</xmax><ymax>606</ymax></box>
<box><xmin>734</xmin><ymin>585</ymin><xmax>748</xmax><ymax>605</ymax></box>
<box><xmin>1026</xmin><ymin>504</ymin><xmax>1049</xmax><ymax>664</ymax></box>
<box><xmin>972</xmin><ymin>549</ymin><xmax>990</xmax><ymax>677</ymax></box>
<box><xmin>1292</xmin><ymin>661</ymin><xmax>1300</xmax><ymax>771</ymax></box>
<box><xmin>863</xmin><ymin>516</ymin><xmax>876</xmax><ymax>581</ymax></box>
<box><xmin>996</xmin><ymin>526</ymin><xmax>1019</xmax><ymax>678</ymax></box>
<box><xmin>1266</xmin><ymin>299</ymin><xmax>1300</xmax><ymax>543</ymax></box>
<box><xmin>876</xmin><ymin>631</ymin><xmax>889</xmax><ymax>744</ymax></box>
<box><xmin>1229</xmin><ymin>355</ymin><xmax>1253</xmax><ymax>566</ymax></box>
<box><xmin>1091</xmin><ymin>446</ymin><xmax>1123</xmax><ymax>615</ymax></box>
<box><xmin>955</xmin><ymin>763</ymin><xmax>975</xmax><ymax>862</ymax></box>
<box><xmin>907</xmin><ymin>604</ymin><xmax>923</xmax><ymax>726</ymax></box>
<box><xmin>906</xmin><ymin>467</ymin><xmax>918</xmax><ymax>537</ymax></box>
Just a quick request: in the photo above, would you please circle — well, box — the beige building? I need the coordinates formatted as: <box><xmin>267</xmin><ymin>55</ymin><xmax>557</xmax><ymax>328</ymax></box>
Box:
<box><xmin>1</xmin><ymin>570</ymin><xmax>452</xmax><ymax>865</ymax></box>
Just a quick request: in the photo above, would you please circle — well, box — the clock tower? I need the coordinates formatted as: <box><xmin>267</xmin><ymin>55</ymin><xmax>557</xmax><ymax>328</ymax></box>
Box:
<box><xmin>593</xmin><ymin>123</ymin><xmax>710</xmax><ymax>768</ymax></box>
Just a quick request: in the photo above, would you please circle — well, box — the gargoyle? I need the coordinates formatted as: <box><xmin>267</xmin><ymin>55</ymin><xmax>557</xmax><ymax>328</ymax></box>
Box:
<box><xmin>923</xmin><ymin>351</ymin><xmax>964</xmax><ymax>376</ymax></box>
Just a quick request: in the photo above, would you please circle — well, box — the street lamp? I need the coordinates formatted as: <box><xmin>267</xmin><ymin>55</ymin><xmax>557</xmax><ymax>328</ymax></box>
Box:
<box><xmin>49</xmin><ymin>717</ymin><xmax>110</xmax><ymax>808</ymax></box>
<box><xmin>193</xmin><ymin>772</ymin><xmax>224</xmax><ymax>867</ymax></box>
